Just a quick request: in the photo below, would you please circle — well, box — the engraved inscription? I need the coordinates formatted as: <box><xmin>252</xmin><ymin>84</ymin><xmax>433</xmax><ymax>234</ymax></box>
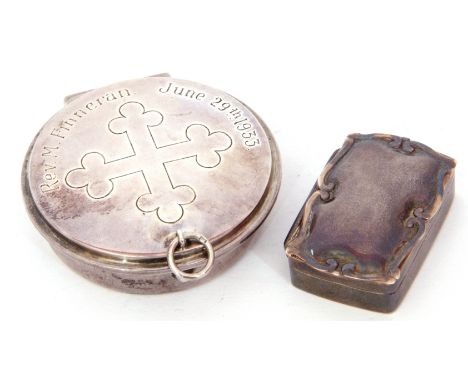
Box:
<box><xmin>50</xmin><ymin>89</ymin><xmax>131</xmax><ymax>140</ymax></box>
<box><xmin>39</xmin><ymin>88</ymin><xmax>132</xmax><ymax>194</ymax></box>
<box><xmin>65</xmin><ymin>101</ymin><xmax>232</xmax><ymax>223</ymax></box>
<box><xmin>158</xmin><ymin>81</ymin><xmax>206</xmax><ymax>100</ymax></box>
<box><xmin>39</xmin><ymin>145</ymin><xmax>60</xmax><ymax>193</ymax></box>
<box><xmin>209</xmin><ymin>97</ymin><xmax>260</xmax><ymax>147</ymax></box>
<box><xmin>158</xmin><ymin>82</ymin><xmax>261</xmax><ymax>148</ymax></box>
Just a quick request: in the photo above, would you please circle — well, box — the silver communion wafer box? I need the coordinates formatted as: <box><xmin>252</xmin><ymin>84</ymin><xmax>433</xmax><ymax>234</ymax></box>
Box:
<box><xmin>22</xmin><ymin>74</ymin><xmax>281</xmax><ymax>293</ymax></box>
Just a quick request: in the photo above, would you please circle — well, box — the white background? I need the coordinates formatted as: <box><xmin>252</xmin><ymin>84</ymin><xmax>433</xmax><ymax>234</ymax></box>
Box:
<box><xmin>1</xmin><ymin>1</ymin><xmax>467</xmax><ymax>381</ymax></box>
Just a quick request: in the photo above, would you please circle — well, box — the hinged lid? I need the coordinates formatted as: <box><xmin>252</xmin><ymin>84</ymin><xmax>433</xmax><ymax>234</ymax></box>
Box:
<box><xmin>25</xmin><ymin>75</ymin><xmax>280</xmax><ymax>269</ymax></box>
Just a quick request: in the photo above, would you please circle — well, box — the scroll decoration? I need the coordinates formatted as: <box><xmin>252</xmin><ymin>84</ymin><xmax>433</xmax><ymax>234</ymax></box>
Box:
<box><xmin>286</xmin><ymin>134</ymin><xmax>450</xmax><ymax>284</ymax></box>
<box><xmin>387</xmin><ymin>136</ymin><xmax>416</xmax><ymax>154</ymax></box>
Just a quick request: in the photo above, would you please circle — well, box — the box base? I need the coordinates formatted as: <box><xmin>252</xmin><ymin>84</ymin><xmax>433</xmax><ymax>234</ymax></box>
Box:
<box><xmin>288</xmin><ymin>175</ymin><xmax>455</xmax><ymax>313</ymax></box>
<box><xmin>289</xmin><ymin>259</ymin><xmax>399</xmax><ymax>313</ymax></box>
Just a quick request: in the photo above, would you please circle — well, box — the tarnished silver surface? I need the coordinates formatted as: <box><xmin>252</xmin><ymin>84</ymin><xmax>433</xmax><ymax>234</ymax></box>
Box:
<box><xmin>23</xmin><ymin>74</ymin><xmax>281</xmax><ymax>293</ymax></box>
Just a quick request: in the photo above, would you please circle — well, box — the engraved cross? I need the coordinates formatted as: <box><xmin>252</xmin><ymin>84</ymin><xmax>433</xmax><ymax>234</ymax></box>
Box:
<box><xmin>65</xmin><ymin>101</ymin><xmax>232</xmax><ymax>223</ymax></box>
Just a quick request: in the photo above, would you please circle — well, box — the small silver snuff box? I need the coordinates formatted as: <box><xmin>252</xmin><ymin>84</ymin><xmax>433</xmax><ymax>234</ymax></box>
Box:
<box><xmin>22</xmin><ymin>74</ymin><xmax>281</xmax><ymax>293</ymax></box>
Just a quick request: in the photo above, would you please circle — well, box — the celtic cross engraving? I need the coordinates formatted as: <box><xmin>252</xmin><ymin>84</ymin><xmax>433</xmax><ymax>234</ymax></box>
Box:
<box><xmin>65</xmin><ymin>101</ymin><xmax>232</xmax><ymax>223</ymax></box>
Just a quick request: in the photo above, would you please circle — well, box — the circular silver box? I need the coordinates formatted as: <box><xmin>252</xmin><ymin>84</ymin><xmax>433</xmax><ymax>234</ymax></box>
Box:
<box><xmin>22</xmin><ymin>74</ymin><xmax>281</xmax><ymax>293</ymax></box>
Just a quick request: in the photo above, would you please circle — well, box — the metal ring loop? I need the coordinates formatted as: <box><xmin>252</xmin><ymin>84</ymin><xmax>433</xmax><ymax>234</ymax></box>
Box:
<box><xmin>167</xmin><ymin>231</ymin><xmax>215</xmax><ymax>282</ymax></box>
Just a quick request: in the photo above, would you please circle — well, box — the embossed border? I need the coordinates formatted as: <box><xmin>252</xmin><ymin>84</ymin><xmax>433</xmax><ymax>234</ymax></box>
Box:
<box><xmin>286</xmin><ymin>133</ymin><xmax>456</xmax><ymax>284</ymax></box>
